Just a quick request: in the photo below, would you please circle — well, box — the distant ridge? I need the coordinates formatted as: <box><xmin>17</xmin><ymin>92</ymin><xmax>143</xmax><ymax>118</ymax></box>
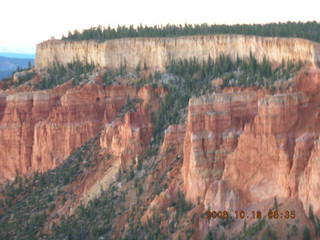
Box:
<box><xmin>0</xmin><ymin>55</ymin><xmax>34</xmax><ymax>80</ymax></box>
<box><xmin>0</xmin><ymin>52</ymin><xmax>35</xmax><ymax>59</ymax></box>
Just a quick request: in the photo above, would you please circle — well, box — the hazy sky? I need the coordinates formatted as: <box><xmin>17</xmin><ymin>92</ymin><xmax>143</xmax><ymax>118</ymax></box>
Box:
<box><xmin>1</xmin><ymin>0</ymin><xmax>319</xmax><ymax>53</ymax></box>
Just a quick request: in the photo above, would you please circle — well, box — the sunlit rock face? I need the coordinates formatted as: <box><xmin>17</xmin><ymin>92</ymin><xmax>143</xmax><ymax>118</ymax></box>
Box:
<box><xmin>180</xmin><ymin>68</ymin><xmax>320</xmax><ymax>218</ymax></box>
<box><xmin>99</xmin><ymin>84</ymin><xmax>164</xmax><ymax>171</ymax></box>
<box><xmin>221</xmin><ymin>93</ymin><xmax>308</xmax><ymax>205</ymax></box>
<box><xmin>0</xmin><ymin>84</ymin><xmax>162</xmax><ymax>183</ymax></box>
<box><xmin>3</xmin><ymin>31</ymin><xmax>320</xmax><ymax>239</ymax></box>
<box><xmin>182</xmin><ymin>92</ymin><xmax>260</xmax><ymax>210</ymax></box>
<box><xmin>36</xmin><ymin>35</ymin><xmax>320</xmax><ymax>71</ymax></box>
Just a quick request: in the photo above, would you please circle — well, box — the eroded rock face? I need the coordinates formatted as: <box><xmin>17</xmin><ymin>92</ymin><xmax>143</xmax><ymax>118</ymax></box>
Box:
<box><xmin>222</xmin><ymin>93</ymin><xmax>308</xmax><ymax>205</ymax></box>
<box><xmin>0</xmin><ymin>91</ymin><xmax>60</xmax><ymax>182</ymax></box>
<box><xmin>5</xmin><ymin>31</ymin><xmax>320</xmax><ymax>239</ymax></box>
<box><xmin>180</xmin><ymin>70</ymin><xmax>320</xmax><ymax>222</ymax></box>
<box><xmin>299</xmin><ymin>139</ymin><xmax>320</xmax><ymax>215</ymax></box>
<box><xmin>0</xmin><ymin>84</ymin><xmax>160</xmax><ymax>183</ymax></box>
<box><xmin>35</xmin><ymin>35</ymin><xmax>320</xmax><ymax>71</ymax></box>
<box><xmin>100</xmin><ymin>109</ymin><xmax>152</xmax><ymax>171</ymax></box>
<box><xmin>99</xmin><ymin>84</ymin><xmax>165</xmax><ymax>169</ymax></box>
<box><xmin>65</xmin><ymin>85</ymin><xmax>164</xmax><ymax>208</ymax></box>
<box><xmin>182</xmin><ymin>92</ymin><xmax>260</xmax><ymax>207</ymax></box>
<box><xmin>142</xmin><ymin>124</ymin><xmax>185</xmax><ymax>224</ymax></box>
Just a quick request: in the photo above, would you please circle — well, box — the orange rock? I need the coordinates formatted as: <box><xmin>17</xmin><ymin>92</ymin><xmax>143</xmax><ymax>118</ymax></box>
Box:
<box><xmin>180</xmin><ymin>76</ymin><xmax>320</xmax><ymax>224</ymax></box>
<box><xmin>0</xmin><ymin>84</ymin><xmax>160</xmax><ymax>183</ymax></box>
<box><xmin>182</xmin><ymin>92</ymin><xmax>260</xmax><ymax>205</ymax></box>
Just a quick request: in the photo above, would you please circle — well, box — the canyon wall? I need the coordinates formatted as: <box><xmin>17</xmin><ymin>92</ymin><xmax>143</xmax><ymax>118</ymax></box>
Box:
<box><xmin>0</xmin><ymin>84</ymin><xmax>159</xmax><ymax>183</ymax></box>
<box><xmin>35</xmin><ymin>35</ymin><xmax>320</xmax><ymax>71</ymax></box>
<box><xmin>4</xmin><ymin>32</ymin><xmax>320</xmax><ymax>238</ymax></box>
<box><xmin>180</xmin><ymin>69</ymin><xmax>320</xmax><ymax>218</ymax></box>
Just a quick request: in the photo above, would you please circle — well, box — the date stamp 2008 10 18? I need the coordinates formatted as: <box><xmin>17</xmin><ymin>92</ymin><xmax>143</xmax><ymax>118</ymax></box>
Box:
<box><xmin>206</xmin><ymin>210</ymin><xmax>296</xmax><ymax>220</ymax></box>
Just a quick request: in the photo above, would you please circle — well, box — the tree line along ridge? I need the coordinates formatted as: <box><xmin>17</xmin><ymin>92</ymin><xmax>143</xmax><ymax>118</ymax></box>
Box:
<box><xmin>62</xmin><ymin>21</ymin><xmax>320</xmax><ymax>42</ymax></box>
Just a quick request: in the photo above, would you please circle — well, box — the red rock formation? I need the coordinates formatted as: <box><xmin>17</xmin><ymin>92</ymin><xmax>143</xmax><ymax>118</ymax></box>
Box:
<box><xmin>0</xmin><ymin>91</ymin><xmax>60</xmax><ymax>182</ymax></box>
<box><xmin>99</xmin><ymin>84</ymin><xmax>165</xmax><ymax>170</ymax></box>
<box><xmin>142</xmin><ymin>124</ymin><xmax>185</xmax><ymax>224</ymax></box>
<box><xmin>180</xmin><ymin>68</ymin><xmax>320</xmax><ymax>227</ymax></box>
<box><xmin>175</xmin><ymin>80</ymin><xmax>320</xmax><ymax>238</ymax></box>
<box><xmin>3</xmin><ymin>57</ymin><xmax>320</xmax><ymax>239</ymax></box>
<box><xmin>50</xmin><ymin>85</ymin><xmax>166</xmax><ymax>217</ymax></box>
<box><xmin>299</xmin><ymin>138</ymin><xmax>320</xmax><ymax>215</ymax></box>
<box><xmin>100</xmin><ymin>111</ymin><xmax>152</xmax><ymax>171</ymax></box>
<box><xmin>182</xmin><ymin>92</ymin><xmax>260</xmax><ymax>207</ymax></box>
<box><xmin>0</xmin><ymin>84</ymin><xmax>162</xmax><ymax>183</ymax></box>
<box><xmin>222</xmin><ymin>93</ymin><xmax>308</xmax><ymax>205</ymax></box>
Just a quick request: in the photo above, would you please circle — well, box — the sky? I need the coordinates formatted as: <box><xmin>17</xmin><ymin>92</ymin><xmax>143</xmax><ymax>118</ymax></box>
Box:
<box><xmin>0</xmin><ymin>0</ymin><xmax>319</xmax><ymax>54</ymax></box>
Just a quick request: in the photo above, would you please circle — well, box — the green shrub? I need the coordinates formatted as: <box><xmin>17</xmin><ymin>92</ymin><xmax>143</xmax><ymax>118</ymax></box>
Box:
<box><xmin>37</xmin><ymin>60</ymin><xmax>95</xmax><ymax>89</ymax></box>
<box><xmin>303</xmin><ymin>227</ymin><xmax>311</xmax><ymax>240</ymax></box>
<box><xmin>262</xmin><ymin>226</ymin><xmax>277</xmax><ymax>240</ymax></box>
<box><xmin>118</xmin><ymin>97</ymin><xmax>143</xmax><ymax>117</ymax></box>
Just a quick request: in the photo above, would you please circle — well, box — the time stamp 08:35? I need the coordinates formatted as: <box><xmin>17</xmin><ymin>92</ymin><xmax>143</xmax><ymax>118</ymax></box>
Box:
<box><xmin>206</xmin><ymin>210</ymin><xmax>296</xmax><ymax>220</ymax></box>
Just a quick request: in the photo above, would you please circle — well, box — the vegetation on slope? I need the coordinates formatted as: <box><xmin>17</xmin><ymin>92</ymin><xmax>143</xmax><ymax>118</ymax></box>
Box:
<box><xmin>45</xmin><ymin>184</ymin><xmax>122</xmax><ymax>240</ymax></box>
<box><xmin>62</xmin><ymin>21</ymin><xmax>320</xmax><ymax>42</ymax></box>
<box><xmin>37</xmin><ymin>60</ymin><xmax>95</xmax><ymax>89</ymax></box>
<box><xmin>44</xmin><ymin>142</ymin><xmax>192</xmax><ymax>240</ymax></box>
<box><xmin>0</xmin><ymin>135</ymin><xmax>100</xmax><ymax>240</ymax></box>
<box><xmin>0</xmin><ymin>54</ymin><xmax>304</xmax><ymax>240</ymax></box>
<box><xmin>151</xmin><ymin>54</ymin><xmax>302</xmax><ymax>145</ymax></box>
<box><xmin>13</xmin><ymin>71</ymin><xmax>36</xmax><ymax>87</ymax></box>
<box><xmin>0</xmin><ymin>63</ymin><xmax>35</xmax><ymax>89</ymax></box>
<box><xmin>0</xmin><ymin>60</ymin><xmax>95</xmax><ymax>90</ymax></box>
<box><xmin>44</xmin><ymin>183</ymin><xmax>193</xmax><ymax>239</ymax></box>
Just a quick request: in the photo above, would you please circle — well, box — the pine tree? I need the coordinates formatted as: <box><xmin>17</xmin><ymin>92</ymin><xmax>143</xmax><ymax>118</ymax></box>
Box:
<box><xmin>303</xmin><ymin>227</ymin><xmax>311</xmax><ymax>240</ymax></box>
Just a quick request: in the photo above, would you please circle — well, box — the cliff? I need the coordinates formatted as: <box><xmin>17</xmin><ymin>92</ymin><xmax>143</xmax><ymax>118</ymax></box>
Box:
<box><xmin>2</xmin><ymin>67</ymin><xmax>320</xmax><ymax>239</ymax></box>
<box><xmin>0</xmin><ymin>84</ymin><xmax>162</xmax><ymax>183</ymax></box>
<box><xmin>180</xmin><ymin>69</ymin><xmax>320</xmax><ymax>220</ymax></box>
<box><xmin>3</xmin><ymin>33</ymin><xmax>320</xmax><ymax>239</ymax></box>
<box><xmin>35</xmin><ymin>35</ymin><xmax>320</xmax><ymax>70</ymax></box>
